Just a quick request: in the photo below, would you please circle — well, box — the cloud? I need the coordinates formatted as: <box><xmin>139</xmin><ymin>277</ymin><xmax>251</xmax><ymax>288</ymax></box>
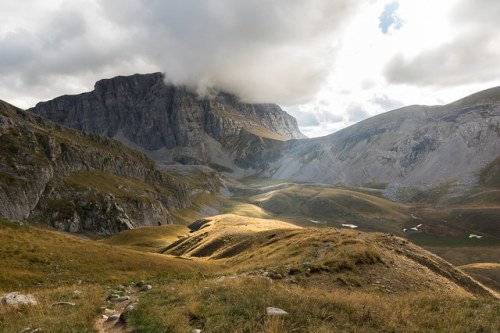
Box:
<box><xmin>0</xmin><ymin>0</ymin><xmax>358</xmax><ymax>107</ymax></box>
<box><xmin>346</xmin><ymin>104</ymin><xmax>370</xmax><ymax>122</ymax></box>
<box><xmin>371</xmin><ymin>94</ymin><xmax>404</xmax><ymax>111</ymax></box>
<box><xmin>98</xmin><ymin>0</ymin><xmax>358</xmax><ymax>104</ymax></box>
<box><xmin>384</xmin><ymin>0</ymin><xmax>500</xmax><ymax>86</ymax></box>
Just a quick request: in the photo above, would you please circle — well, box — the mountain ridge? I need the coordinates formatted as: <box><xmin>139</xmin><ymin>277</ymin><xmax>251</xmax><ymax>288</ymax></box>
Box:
<box><xmin>0</xmin><ymin>99</ymin><xmax>219</xmax><ymax>235</ymax></box>
<box><xmin>30</xmin><ymin>74</ymin><xmax>500</xmax><ymax>198</ymax></box>
<box><xmin>264</xmin><ymin>87</ymin><xmax>500</xmax><ymax>198</ymax></box>
<box><xmin>30</xmin><ymin>73</ymin><xmax>305</xmax><ymax>175</ymax></box>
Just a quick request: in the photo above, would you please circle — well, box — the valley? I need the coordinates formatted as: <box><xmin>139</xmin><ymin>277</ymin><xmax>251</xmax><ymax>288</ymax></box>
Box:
<box><xmin>1</xmin><ymin>75</ymin><xmax>499</xmax><ymax>332</ymax></box>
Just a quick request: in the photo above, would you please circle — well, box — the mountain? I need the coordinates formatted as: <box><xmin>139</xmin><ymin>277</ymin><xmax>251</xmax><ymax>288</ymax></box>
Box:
<box><xmin>30</xmin><ymin>75</ymin><xmax>500</xmax><ymax>196</ymax></box>
<box><xmin>263</xmin><ymin>87</ymin><xmax>500</xmax><ymax>198</ymax></box>
<box><xmin>30</xmin><ymin>73</ymin><xmax>305</xmax><ymax>176</ymax></box>
<box><xmin>0</xmin><ymin>100</ymin><xmax>219</xmax><ymax>235</ymax></box>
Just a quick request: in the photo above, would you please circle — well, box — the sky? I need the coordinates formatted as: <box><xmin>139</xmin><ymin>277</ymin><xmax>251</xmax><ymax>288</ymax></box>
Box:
<box><xmin>1</xmin><ymin>0</ymin><xmax>499</xmax><ymax>137</ymax></box>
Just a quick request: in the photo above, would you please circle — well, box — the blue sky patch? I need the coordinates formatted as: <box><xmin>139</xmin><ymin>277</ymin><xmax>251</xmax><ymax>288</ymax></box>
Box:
<box><xmin>379</xmin><ymin>1</ymin><xmax>402</xmax><ymax>34</ymax></box>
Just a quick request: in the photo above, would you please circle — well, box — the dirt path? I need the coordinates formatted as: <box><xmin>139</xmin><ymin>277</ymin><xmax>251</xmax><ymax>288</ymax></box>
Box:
<box><xmin>94</xmin><ymin>285</ymin><xmax>141</xmax><ymax>333</ymax></box>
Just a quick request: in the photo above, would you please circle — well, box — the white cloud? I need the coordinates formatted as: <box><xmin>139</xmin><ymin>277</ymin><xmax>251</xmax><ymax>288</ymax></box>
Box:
<box><xmin>292</xmin><ymin>0</ymin><xmax>500</xmax><ymax>137</ymax></box>
<box><xmin>0</xmin><ymin>0</ymin><xmax>358</xmax><ymax>108</ymax></box>
<box><xmin>0</xmin><ymin>0</ymin><xmax>499</xmax><ymax>138</ymax></box>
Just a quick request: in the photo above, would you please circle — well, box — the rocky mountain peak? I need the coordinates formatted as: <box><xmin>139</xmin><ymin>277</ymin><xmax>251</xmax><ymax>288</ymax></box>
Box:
<box><xmin>31</xmin><ymin>72</ymin><xmax>304</xmax><ymax>150</ymax></box>
<box><xmin>30</xmin><ymin>73</ymin><xmax>304</xmax><ymax>174</ymax></box>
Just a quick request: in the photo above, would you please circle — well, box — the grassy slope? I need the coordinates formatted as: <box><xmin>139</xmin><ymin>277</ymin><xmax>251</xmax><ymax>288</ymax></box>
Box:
<box><xmin>1</xmin><ymin>216</ymin><xmax>499</xmax><ymax>332</ymax></box>
<box><xmin>249</xmin><ymin>184</ymin><xmax>410</xmax><ymax>234</ymax></box>
<box><xmin>0</xmin><ymin>219</ymin><xmax>216</xmax><ymax>332</ymax></box>
<box><xmin>101</xmin><ymin>224</ymin><xmax>191</xmax><ymax>252</ymax></box>
<box><xmin>137</xmin><ymin>215</ymin><xmax>499</xmax><ymax>332</ymax></box>
<box><xmin>459</xmin><ymin>263</ymin><xmax>500</xmax><ymax>293</ymax></box>
<box><xmin>132</xmin><ymin>277</ymin><xmax>499</xmax><ymax>333</ymax></box>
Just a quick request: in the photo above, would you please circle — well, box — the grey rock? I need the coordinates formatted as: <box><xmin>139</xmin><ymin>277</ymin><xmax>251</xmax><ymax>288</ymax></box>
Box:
<box><xmin>104</xmin><ymin>308</ymin><xmax>116</xmax><ymax>316</ymax></box>
<box><xmin>106</xmin><ymin>314</ymin><xmax>120</xmax><ymax>322</ymax></box>
<box><xmin>51</xmin><ymin>301</ymin><xmax>75</xmax><ymax>307</ymax></box>
<box><xmin>140</xmin><ymin>284</ymin><xmax>152</xmax><ymax>292</ymax></box>
<box><xmin>0</xmin><ymin>100</ymin><xmax>219</xmax><ymax>235</ymax></box>
<box><xmin>115</xmin><ymin>296</ymin><xmax>130</xmax><ymax>302</ymax></box>
<box><xmin>264</xmin><ymin>87</ymin><xmax>500</xmax><ymax>196</ymax></box>
<box><xmin>119</xmin><ymin>302</ymin><xmax>137</xmax><ymax>323</ymax></box>
<box><xmin>266</xmin><ymin>306</ymin><xmax>288</xmax><ymax>316</ymax></box>
<box><xmin>0</xmin><ymin>292</ymin><xmax>37</xmax><ymax>307</ymax></box>
<box><xmin>72</xmin><ymin>290</ymin><xmax>82</xmax><ymax>299</ymax></box>
<box><xmin>30</xmin><ymin>73</ymin><xmax>305</xmax><ymax>176</ymax></box>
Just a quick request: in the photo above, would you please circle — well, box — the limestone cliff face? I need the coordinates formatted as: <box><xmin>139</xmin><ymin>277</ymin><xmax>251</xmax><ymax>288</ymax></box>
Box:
<box><xmin>30</xmin><ymin>73</ymin><xmax>304</xmax><ymax>171</ymax></box>
<box><xmin>264</xmin><ymin>87</ymin><xmax>500</xmax><ymax>197</ymax></box>
<box><xmin>0</xmin><ymin>100</ymin><xmax>219</xmax><ymax>235</ymax></box>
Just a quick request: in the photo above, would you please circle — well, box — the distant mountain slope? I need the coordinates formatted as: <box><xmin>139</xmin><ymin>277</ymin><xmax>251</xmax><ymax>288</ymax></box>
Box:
<box><xmin>30</xmin><ymin>73</ymin><xmax>304</xmax><ymax>175</ymax></box>
<box><xmin>265</xmin><ymin>87</ymin><xmax>500</xmax><ymax>195</ymax></box>
<box><xmin>0</xmin><ymin>100</ymin><xmax>219</xmax><ymax>235</ymax></box>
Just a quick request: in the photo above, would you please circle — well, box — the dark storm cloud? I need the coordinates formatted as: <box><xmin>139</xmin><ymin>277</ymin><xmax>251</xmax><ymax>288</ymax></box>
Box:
<box><xmin>384</xmin><ymin>0</ymin><xmax>500</xmax><ymax>87</ymax></box>
<box><xmin>0</xmin><ymin>0</ymin><xmax>358</xmax><ymax>105</ymax></box>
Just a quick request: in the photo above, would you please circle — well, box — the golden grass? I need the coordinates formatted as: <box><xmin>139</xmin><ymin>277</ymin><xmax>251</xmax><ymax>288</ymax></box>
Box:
<box><xmin>249</xmin><ymin>185</ymin><xmax>410</xmax><ymax>234</ymax></box>
<box><xmin>0</xmin><ymin>219</ymin><xmax>219</xmax><ymax>332</ymax></box>
<box><xmin>101</xmin><ymin>224</ymin><xmax>191</xmax><ymax>252</ymax></box>
<box><xmin>0</xmin><ymin>220</ymin><xmax>216</xmax><ymax>291</ymax></box>
<box><xmin>459</xmin><ymin>263</ymin><xmax>500</xmax><ymax>293</ymax></box>
<box><xmin>221</xmin><ymin>201</ymin><xmax>273</xmax><ymax>219</ymax></box>
<box><xmin>0</xmin><ymin>215</ymin><xmax>497</xmax><ymax>332</ymax></box>
<box><xmin>0</xmin><ymin>285</ymin><xmax>102</xmax><ymax>333</ymax></box>
<box><xmin>130</xmin><ymin>276</ymin><xmax>500</xmax><ymax>333</ymax></box>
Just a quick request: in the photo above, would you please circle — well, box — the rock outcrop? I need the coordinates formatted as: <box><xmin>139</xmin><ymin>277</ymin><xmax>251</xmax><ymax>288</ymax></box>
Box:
<box><xmin>30</xmin><ymin>73</ymin><xmax>304</xmax><ymax>175</ymax></box>
<box><xmin>263</xmin><ymin>87</ymin><xmax>500</xmax><ymax>197</ymax></box>
<box><xmin>0</xmin><ymin>100</ymin><xmax>219</xmax><ymax>235</ymax></box>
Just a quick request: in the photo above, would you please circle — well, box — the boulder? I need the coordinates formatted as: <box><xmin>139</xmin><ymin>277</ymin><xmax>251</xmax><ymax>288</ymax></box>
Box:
<box><xmin>0</xmin><ymin>292</ymin><xmax>37</xmax><ymax>307</ymax></box>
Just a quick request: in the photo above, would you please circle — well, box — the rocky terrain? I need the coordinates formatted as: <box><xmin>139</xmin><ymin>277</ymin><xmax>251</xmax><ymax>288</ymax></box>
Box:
<box><xmin>0</xmin><ymin>100</ymin><xmax>220</xmax><ymax>235</ymax></box>
<box><xmin>264</xmin><ymin>87</ymin><xmax>500</xmax><ymax>199</ymax></box>
<box><xmin>31</xmin><ymin>76</ymin><xmax>500</xmax><ymax>199</ymax></box>
<box><xmin>30</xmin><ymin>73</ymin><xmax>304</xmax><ymax>176</ymax></box>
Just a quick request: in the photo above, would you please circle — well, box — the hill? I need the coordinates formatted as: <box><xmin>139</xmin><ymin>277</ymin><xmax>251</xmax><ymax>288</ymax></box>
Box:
<box><xmin>1</xmin><ymin>218</ymin><xmax>498</xmax><ymax>332</ymax></box>
<box><xmin>0</xmin><ymin>100</ymin><xmax>220</xmax><ymax>235</ymax></box>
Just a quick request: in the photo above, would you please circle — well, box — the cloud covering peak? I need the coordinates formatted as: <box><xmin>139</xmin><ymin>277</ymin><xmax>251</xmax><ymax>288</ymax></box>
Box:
<box><xmin>0</xmin><ymin>0</ymin><xmax>356</xmax><ymax>106</ymax></box>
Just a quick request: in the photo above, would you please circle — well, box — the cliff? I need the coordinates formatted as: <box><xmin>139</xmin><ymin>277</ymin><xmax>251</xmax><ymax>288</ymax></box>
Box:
<box><xmin>0</xmin><ymin>100</ymin><xmax>219</xmax><ymax>235</ymax></box>
<box><xmin>30</xmin><ymin>73</ymin><xmax>304</xmax><ymax>175</ymax></box>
